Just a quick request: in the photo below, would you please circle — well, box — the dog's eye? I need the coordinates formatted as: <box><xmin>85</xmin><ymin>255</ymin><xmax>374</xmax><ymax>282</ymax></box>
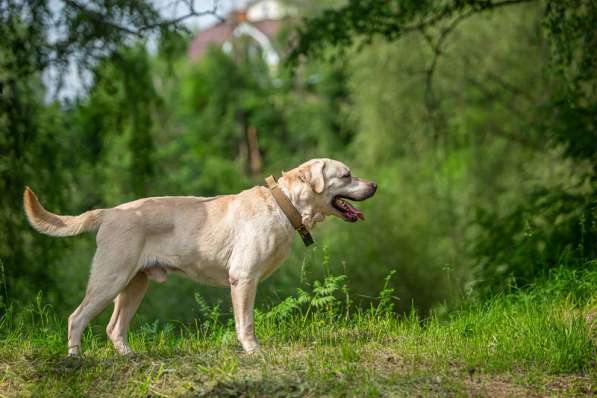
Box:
<box><xmin>342</xmin><ymin>172</ymin><xmax>351</xmax><ymax>179</ymax></box>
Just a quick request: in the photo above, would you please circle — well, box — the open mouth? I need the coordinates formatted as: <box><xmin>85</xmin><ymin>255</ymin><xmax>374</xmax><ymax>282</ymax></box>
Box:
<box><xmin>332</xmin><ymin>196</ymin><xmax>365</xmax><ymax>222</ymax></box>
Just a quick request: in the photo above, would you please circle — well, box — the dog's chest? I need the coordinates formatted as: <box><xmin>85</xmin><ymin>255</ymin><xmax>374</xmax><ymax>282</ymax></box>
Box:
<box><xmin>257</xmin><ymin>234</ymin><xmax>294</xmax><ymax>281</ymax></box>
<box><xmin>223</xmin><ymin>213</ymin><xmax>295</xmax><ymax>281</ymax></box>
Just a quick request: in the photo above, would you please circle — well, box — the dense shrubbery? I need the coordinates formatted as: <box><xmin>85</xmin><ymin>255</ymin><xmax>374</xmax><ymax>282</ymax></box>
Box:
<box><xmin>1</xmin><ymin>0</ymin><xmax>596</xmax><ymax>320</ymax></box>
<box><xmin>473</xmin><ymin>185</ymin><xmax>597</xmax><ymax>294</ymax></box>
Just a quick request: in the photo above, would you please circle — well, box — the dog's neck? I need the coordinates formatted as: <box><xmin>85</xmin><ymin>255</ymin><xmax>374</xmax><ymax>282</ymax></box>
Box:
<box><xmin>277</xmin><ymin>175</ymin><xmax>326</xmax><ymax>231</ymax></box>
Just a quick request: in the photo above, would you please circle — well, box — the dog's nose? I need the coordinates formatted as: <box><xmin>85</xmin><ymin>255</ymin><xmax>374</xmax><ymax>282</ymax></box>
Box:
<box><xmin>370</xmin><ymin>181</ymin><xmax>377</xmax><ymax>192</ymax></box>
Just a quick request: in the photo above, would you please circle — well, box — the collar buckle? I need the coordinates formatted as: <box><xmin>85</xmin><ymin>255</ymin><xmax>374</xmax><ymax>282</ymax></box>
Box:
<box><xmin>266</xmin><ymin>175</ymin><xmax>315</xmax><ymax>247</ymax></box>
<box><xmin>297</xmin><ymin>225</ymin><xmax>314</xmax><ymax>246</ymax></box>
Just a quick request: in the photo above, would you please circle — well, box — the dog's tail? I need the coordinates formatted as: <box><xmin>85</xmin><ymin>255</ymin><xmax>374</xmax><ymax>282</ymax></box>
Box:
<box><xmin>23</xmin><ymin>187</ymin><xmax>103</xmax><ymax>237</ymax></box>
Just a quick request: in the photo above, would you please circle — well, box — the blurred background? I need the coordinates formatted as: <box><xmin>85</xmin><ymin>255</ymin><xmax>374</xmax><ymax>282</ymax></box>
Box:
<box><xmin>1</xmin><ymin>0</ymin><xmax>595</xmax><ymax>325</ymax></box>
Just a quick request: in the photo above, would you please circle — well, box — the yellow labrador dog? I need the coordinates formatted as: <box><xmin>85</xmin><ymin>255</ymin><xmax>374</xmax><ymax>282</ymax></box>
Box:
<box><xmin>23</xmin><ymin>158</ymin><xmax>376</xmax><ymax>356</ymax></box>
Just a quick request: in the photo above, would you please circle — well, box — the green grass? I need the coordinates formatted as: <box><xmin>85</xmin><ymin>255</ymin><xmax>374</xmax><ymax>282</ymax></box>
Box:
<box><xmin>1</xmin><ymin>270</ymin><xmax>596</xmax><ymax>397</ymax></box>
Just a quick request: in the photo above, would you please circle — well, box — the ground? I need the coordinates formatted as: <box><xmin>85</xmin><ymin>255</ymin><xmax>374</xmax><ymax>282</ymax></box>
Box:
<box><xmin>2</xmin><ymin>274</ymin><xmax>596</xmax><ymax>397</ymax></box>
<box><xmin>1</xmin><ymin>339</ymin><xmax>594</xmax><ymax>397</ymax></box>
<box><xmin>1</xmin><ymin>319</ymin><xmax>595</xmax><ymax>397</ymax></box>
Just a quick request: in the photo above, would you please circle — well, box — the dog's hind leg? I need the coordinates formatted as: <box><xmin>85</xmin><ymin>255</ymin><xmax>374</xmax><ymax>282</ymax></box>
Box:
<box><xmin>67</xmin><ymin>246</ymin><xmax>140</xmax><ymax>357</ymax></box>
<box><xmin>106</xmin><ymin>271</ymin><xmax>148</xmax><ymax>355</ymax></box>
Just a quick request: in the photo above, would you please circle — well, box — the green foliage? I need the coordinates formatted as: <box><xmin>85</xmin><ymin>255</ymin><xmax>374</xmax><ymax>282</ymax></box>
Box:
<box><xmin>261</xmin><ymin>268</ymin><xmax>400</xmax><ymax>327</ymax></box>
<box><xmin>1</xmin><ymin>0</ymin><xmax>596</xmax><ymax>321</ymax></box>
<box><xmin>473</xmin><ymin>185</ymin><xmax>597</xmax><ymax>292</ymax></box>
<box><xmin>193</xmin><ymin>291</ymin><xmax>223</xmax><ymax>334</ymax></box>
<box><xmin>0</xmin><ymin>4</ymin><xmax>70</xmax><ymax>305</ymax></box>
<box><xmin>375</xmin><ymin>270</ymin><xmax>398</xmax><ymax>316</ymax></box>
<box><xmin>291</xmin><ymin>0</ymin><xmax>597</xmax><ymax>296</ymax></box>
<box><xmin>262</xmin><ymin>273</ymin><xmax>350</xmax><ymax>323</ymax></box>
<box><xmin>289</xmin><ymin>0</ymin><xmax>540</xmax><ymax>63</ymax></box>
<box><xmin>543</xmin><ymin>0</ymin><xmax>597</xmax><ymax>111</ymax></box>
<box><xmin>530</xmin><ymin>263</ymin><xmax>597</xmax><ymax>303</ymax></box>
<box><xmin>0</xmin><ymin>0</ymin><xmax>211</xmax><ymax>306</ymax></box>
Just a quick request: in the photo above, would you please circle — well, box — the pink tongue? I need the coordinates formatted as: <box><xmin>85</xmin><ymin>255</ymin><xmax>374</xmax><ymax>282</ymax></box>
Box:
<box><xmin>345</xmin><ymin>202</ymin><xmax>365</xmax><ymax>220</ymax></box>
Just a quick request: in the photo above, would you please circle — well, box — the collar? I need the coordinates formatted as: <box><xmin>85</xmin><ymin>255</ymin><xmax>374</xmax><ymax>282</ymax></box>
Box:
<box><xmin>265</xmin><ymin>175</ymin><xmax>314</xmax><ymax>247</ymax></box>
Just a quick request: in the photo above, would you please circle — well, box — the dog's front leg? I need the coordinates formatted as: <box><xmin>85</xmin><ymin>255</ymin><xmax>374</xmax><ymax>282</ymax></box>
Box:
<box><xmin>230</xmin><ymin>276</ymin><xmax>259</xmax><ymax>353</ymax></box>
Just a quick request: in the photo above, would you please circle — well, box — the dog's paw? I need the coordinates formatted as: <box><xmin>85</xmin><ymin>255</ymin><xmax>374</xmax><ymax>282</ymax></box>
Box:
<box><xmin>242</xmin><ymin>344</ymin><xmax>261</xmax><ymax>355</ymax></box>
<box><xmin>117</xmin><ymin>346</ymin><xmax>134</xmax><ymax>356</ymax></box>
<box><xmin>112</xmin><ymin>340</ymin><xmax>134</xmax><ymax>356</ymax></box>
<box><xmin>67</xmin><ymin>348</ymin><xmax>81</xmax><ymax>358</ymax></box>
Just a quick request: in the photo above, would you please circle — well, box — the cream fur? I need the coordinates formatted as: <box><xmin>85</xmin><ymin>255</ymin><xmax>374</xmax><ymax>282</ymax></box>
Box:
<box><xmin>23</xmin><ymin>158</ymin><xmax>376</xmax><ymax>355</ymax></box>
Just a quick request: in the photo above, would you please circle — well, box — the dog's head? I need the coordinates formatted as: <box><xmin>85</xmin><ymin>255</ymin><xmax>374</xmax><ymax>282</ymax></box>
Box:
<box><xmin>281</xmin><ymin>158</ymin><xmax>377</xmax><ymax>229</ymax></box>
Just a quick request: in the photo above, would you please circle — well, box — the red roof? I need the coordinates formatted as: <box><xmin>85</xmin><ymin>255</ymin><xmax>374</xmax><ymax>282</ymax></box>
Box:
<box><xmin>188</xmin><ymin>19</ymin><xmax>282</xmax><ymax>60</ymax></box>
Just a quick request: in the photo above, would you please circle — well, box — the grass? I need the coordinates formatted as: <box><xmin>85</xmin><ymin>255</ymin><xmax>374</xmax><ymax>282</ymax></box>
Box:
<box><xmin>1</xmin><ymin>269</ymin><xmax>596</xmax><ymax>397</ymax></box>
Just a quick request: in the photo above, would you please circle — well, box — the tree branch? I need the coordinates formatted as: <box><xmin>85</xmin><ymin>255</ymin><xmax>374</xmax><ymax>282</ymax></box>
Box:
<box><xmin>62</xmin><ymin>0</ymin><xmax>143</xmax><ymax>37</ymax></box>
<box><xmin>289</xmin><ymin>0</ymin><xmax>538</xmax><ymax>63</ymax></box>
<box><xmin>136</xmin><ymin>0</ymin><xmax>224</xmax><ymax>34</ymax></box>
<box><xmin>484</xmin><ymin>71</ymin><xmax>537</xmax><ymax>103</ymax></box>
<box><xmin>61</xmin><ymin>0</ymin><xmax>223</xmax><ymax>38</ymax></box>
<box><xmin>412</xmin><ymin>0</ymin><xmax>537</xmax><ymax>140</ymax></box>
<box><xmin>400</xmin><ymin>0</ymin><xmax>535</xmax><ymax>35</ymax></box>
<box><xmin>420</xmin><ymin>10</ymin><xmax>476</xmax><ymax>112</ymax></box>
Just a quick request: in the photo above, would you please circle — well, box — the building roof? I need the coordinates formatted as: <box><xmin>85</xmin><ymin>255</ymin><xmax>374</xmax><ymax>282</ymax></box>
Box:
<box><xmin>188</xmin><ymin>18</ymin><xmax>282</xmax><ymax>60</ymax></box>
<box><xmin>187</xmin><ymin>0</ymin><xmax>292</xmax><ymax>62</ymax></box>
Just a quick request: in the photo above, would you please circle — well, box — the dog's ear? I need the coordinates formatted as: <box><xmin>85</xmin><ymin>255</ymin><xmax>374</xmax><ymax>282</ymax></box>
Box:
<box><xmin>300</xmin><ymin>160</ymin><xmax>326</xmax><ymax>194</ymax></box>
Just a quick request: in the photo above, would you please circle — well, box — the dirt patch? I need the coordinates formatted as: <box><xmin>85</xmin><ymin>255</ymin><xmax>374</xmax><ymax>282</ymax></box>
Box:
<box><xmin>184</xmin><ymin>377</ymin><xmax>311</xmax><ymax>398</ymax></box>
<box><xmin>462</xmin><ymin>373</ymin><xmax>595</xmax><ymax>397</ymax></box>
<box><xmin>463</xmin><ymin>375</ymin><xmax>535</xmax><ymax>397</ymax></box>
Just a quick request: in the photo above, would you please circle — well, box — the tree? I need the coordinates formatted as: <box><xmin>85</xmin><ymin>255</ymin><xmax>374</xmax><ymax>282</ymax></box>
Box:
<box><xmin>289</xmin><ymin>0</ymin><xmax>597</xmax><ymax>292</ymax></box>
<box><xmin>0</xmin><ymin>0</ymin><xmax>221</xmax><ymax>306</ymax></box>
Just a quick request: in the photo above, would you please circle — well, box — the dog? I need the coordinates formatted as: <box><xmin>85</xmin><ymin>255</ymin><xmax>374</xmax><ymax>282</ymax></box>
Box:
<box><xmin>23</xmin><ymin>158</ymin><xmax>377</xmax><ymax>356</ymax></box>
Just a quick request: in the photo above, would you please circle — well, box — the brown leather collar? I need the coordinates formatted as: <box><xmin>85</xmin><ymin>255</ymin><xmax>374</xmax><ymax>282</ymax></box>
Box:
<box><xmin>265</xmin><ymin>175</ymin><xmax>314</xmax><ymax>247</ymax></box>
